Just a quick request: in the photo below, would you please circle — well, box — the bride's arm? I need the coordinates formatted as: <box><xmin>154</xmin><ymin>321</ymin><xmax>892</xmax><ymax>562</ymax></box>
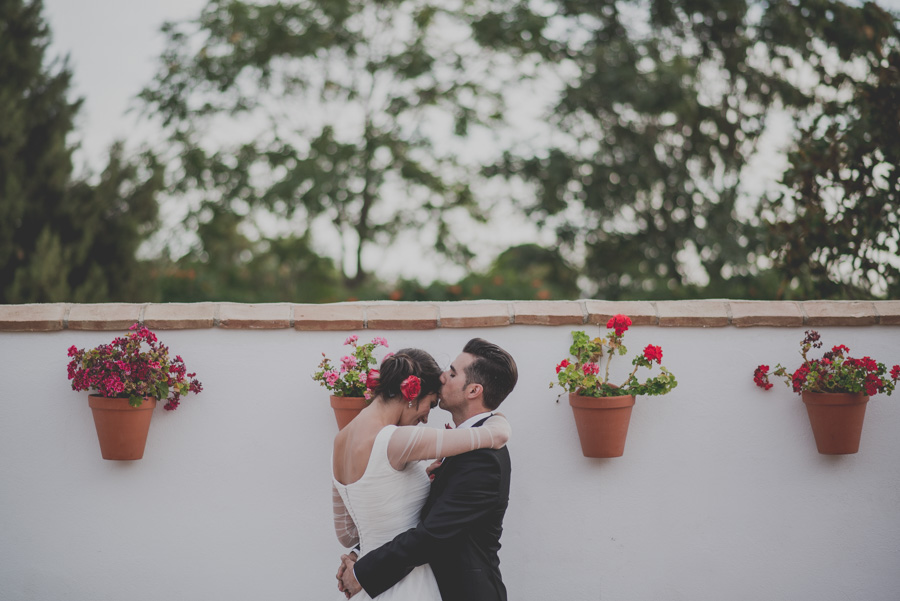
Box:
<box><xmin>332</xmin><ymin>484</ymin><xmax>359</xmax><ymax>548</ymax></box>
<box><xmin>387</xmin><ymin>414</ymin><xmax>510</xmax><ymax>470</ymax></box>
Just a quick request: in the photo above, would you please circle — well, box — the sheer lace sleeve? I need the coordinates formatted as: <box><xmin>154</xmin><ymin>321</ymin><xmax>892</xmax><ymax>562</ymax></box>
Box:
<box><xmin>386</xmin><ymin>414</ymin><xmax>511</xmax><ymax>470</ymax></box>
<box><xmin>332</xmin><ymin>483</ymin><xmax>359</xmax><ymax>548</ymax></box>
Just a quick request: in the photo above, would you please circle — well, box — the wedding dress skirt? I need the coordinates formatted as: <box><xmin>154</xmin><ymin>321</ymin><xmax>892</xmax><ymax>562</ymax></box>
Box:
<box><xmin>333</xmin><ymin>425</ymin><xmax>441</xmax><ymax>600</ymax></box>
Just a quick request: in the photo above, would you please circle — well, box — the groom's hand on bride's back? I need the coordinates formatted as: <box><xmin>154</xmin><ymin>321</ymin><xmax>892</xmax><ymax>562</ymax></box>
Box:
<box><xmin>336</xmin><ymin>552</ymin><xmax>360</xmax><ymax>598</ymax></box>
<box><xmin>337</xmin><ymin>553</ymin><xmax>362</xmax><ymax>598</ymax></box>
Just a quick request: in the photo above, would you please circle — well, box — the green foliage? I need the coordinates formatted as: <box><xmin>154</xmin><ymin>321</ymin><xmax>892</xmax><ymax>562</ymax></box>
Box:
<box><xmin>488</xmin><ymin>0</ymin><xmax>900</xmax><ymax>300</ymax></box>
<box><xmin>139</xmin><ymin>0</ymin><xmax>529</xmax><ymax>290</ymax></box>
<box><xmin>0</xmin><ymin>0</ymin><xmax>164</xmax><ymax>303</ymax></box>
<box><xmin>153</xmin><ymin>215</ymin><xmax>344</xmax><ymax>302</ymax></box>
<box><xmin>761</xmin><ymin>2</ymin><xmax>900</xmax><ymax>299</ymax></box>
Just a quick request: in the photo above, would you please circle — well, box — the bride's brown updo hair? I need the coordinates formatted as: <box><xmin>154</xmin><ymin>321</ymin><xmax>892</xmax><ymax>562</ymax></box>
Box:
<box><xmin>372</xmin><ymin>349</ymin><xmax>442</xmax><ymax>403</ymax></box>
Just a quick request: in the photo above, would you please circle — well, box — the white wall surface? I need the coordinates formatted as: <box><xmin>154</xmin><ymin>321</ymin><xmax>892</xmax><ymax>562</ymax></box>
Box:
<box><xmin>1</xmin><ymin>325</ymin><xmax>899</xmax><ymax>600</ymax></box>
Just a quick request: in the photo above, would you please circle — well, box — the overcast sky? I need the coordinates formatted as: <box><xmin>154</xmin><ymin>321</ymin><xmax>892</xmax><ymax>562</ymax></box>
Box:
<box><xmin>43</xmin><ymin>0</ymin><xmax>208</xmax><ymax>171</ymax></box>
<box><xmin>43</xmin><ymin>0</ymin><xmax>900</xmax><ymax>172</ymax></box>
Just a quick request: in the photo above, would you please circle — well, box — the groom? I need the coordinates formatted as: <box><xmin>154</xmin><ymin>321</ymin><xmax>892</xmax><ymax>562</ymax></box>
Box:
<box><xmin>338</xmin><ymin>337</ymin><xmax>518</xmax><ymax>600</ymax></box>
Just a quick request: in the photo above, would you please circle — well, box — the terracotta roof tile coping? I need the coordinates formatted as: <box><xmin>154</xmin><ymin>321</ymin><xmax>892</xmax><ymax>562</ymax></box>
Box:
<box><xmin>0</xmin><ymin>300</ymin><xmax>897</xmax><ymax>332</ymax></box>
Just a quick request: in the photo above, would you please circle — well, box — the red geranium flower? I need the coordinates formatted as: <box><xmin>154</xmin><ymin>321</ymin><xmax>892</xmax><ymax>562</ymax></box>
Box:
<box><xmin>551</xmin><ymin>322</ymin><xmax>677</xmax><ymax>398</ymax></box>
<box><xmin>606</xmin><ymin>314</ymin><xmax>632</xmax><ymax>337</ymax></box>
<box><xmin>643</xmin><ymin>345</ymin><xmax>663</xmax><ymax>364</ymax></box>
<box><xmin>754</xmin><ymin>330</ymin><xmax>900</xmax><ymax>397</ymax></box>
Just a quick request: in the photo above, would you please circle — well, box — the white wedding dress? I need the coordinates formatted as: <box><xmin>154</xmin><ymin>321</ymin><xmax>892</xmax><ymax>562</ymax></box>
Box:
<box><xmin>333</xmin><ymin>425</ymin><xmax>440</xmax><ymax>600</ymax></box>
<box><xmin>332</xmin><ymin>418</ymin><xmax>509</xmax><ymax>600</ymax></box>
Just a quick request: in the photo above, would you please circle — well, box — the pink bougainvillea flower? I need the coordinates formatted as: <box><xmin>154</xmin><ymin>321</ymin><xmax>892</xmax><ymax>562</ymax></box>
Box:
<box><xmin>344</xmin><ymin>335</ymin><xmax>358</xmax><ymax>346</ymax></box>
<box><xmin>582</xmin><ymin>363</ymin><xmax>600</xmax><ymax>375</ymax></box>
<box><xmin>372</xmin><ymin>337</ymin><xmax>388</xmax><ymax>347</ymax></box>
<box><xmin>325</xmin><ymin>371</ymin><xmax>340</xmax><ymax>387</ymax></box>
<box><xmin>340</xmin><ymin>355</ymin><xmax>358</xmax><ymax>372</ymax></box>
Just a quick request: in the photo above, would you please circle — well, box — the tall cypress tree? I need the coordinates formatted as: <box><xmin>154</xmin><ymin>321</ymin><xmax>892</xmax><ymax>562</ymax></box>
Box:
<box><xmin>0</xmin><ymin>0</ymin><xmax>163</xmax><ymax>303</ymax></box>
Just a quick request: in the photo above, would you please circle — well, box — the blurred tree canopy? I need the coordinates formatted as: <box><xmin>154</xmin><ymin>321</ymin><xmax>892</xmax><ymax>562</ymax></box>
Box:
<box><xmin>0</xmin><ymin>0</ymin><xmax>164</xmax><ymax>303</ymax></box>
<box><xmin>4</xmin><ymin>0</ymin><xmax>898</xmax><ymax>304</ymax></box>
<box><xmin>762</xmin><ymin>2</ymin><xmax>900</xmax><ymax>298</ymax></box>
<box><xmin>488</xmin><ymin>0</ymin><xmax>899</xmax><ymax>299</ymax></box>
<box><xmin>138</xmin><ymin>0</ymin><xmax>533</xmax><ymax>290</ymax></box>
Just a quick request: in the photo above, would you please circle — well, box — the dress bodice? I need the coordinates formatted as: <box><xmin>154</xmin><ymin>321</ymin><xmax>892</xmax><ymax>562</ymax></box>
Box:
<box><xmin>333</xmin><ymin>425</ymin><xmax>431</xmax><ymax>556</ymax></box>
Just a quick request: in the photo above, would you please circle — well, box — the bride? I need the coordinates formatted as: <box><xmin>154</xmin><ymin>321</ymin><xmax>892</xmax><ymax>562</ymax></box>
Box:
<box><xmin>331</xmin><ymin>348</ymin><xmax>510</xmax><ymax>600</ymax></box>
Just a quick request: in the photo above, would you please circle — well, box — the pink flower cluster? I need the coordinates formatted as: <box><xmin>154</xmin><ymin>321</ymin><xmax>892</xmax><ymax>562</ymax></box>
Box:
<box><xmin>66</xmin><ymin>323</ymin><xmax>202</xmax><ymax>411</ymax></box>
<box><xmin>313</xmin><ymin>337</ymin><xmax>389</xmax><ymax>398</ymax></box>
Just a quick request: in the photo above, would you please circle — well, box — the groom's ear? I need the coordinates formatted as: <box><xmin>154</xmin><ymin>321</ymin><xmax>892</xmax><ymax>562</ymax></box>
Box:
<box><xmin>466</xmin><ymin>382</ymin><xmax>482</xmax><ymax>400</ymax></box>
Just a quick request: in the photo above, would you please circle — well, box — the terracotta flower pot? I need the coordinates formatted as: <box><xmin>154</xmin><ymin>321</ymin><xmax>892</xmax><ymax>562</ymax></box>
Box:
<box><xmin>330</xmin><ymin>395</ymin><xmax>367</xmax><ymax>430</ymax></box>
<box><xmin>88</xmin><ymin>395</ymin><xmax>157</xmax><ymax>460</ymax></box>
<box><xmin>569</xmin><ymin>393</ymin><xmax>636</xmax><ymax>458</ymax></box>
<box><xmin>801</xmin><ymin>391</ymin><xmax>869</xmax><ymax>454</ymax></box>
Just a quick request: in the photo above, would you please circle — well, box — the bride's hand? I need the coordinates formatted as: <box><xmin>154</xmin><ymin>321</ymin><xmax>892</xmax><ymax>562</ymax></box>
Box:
<box><xmin>426</xmin><ymin>458</ymin><xmax>443</xmax><ymax>481</ymax></box>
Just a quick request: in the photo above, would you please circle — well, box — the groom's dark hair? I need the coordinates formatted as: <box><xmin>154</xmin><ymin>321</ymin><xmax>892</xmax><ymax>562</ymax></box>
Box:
<box><xmin>462</xmin><ymin>338</ymin><xmax>518</xmax><ymax>410</ymax></box>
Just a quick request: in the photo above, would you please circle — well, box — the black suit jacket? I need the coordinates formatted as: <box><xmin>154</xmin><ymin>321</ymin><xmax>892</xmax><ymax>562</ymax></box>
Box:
<box><xmin>354</xmin><ymin>417</ymin><xmax>511</xmax><ymax>601</ymax></box>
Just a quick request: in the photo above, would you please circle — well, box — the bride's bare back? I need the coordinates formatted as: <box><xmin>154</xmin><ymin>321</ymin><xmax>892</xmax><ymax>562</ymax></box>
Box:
<box><xmin>332</xmin><ymin>409</ymin><xmax>510</xmax><ymax>485</ymax></box>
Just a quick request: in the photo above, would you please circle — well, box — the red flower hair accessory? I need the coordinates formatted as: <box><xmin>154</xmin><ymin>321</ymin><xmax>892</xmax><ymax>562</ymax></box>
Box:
<box><xmin>401</xmin><ymin>375</ymin><xmax>421</xmax><ymax>402</ymax></box>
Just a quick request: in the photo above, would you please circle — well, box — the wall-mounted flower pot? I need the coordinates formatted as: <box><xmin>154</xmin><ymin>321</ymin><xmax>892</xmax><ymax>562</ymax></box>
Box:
<box><xmin>569</xmin><ymin>393</ymin><xmax>635</xmax><ymax>458</ymax></box>
<box><xmin>330</xmin><ymin>396</ymin><xmax>367</xmax><ymax>430</ymax></box>
<box><xmin>801</xmin><ymin>391</ymin><xmax>869</xmax><ymax>454</ymax></box>
<box><xmin>88</xmin><ymin>395</ymin><xmax>157</xmax><ymax>460</ymax></box>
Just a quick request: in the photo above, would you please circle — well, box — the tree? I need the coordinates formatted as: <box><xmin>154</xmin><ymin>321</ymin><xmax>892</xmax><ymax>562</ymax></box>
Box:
<box><xmin>0</xmin><ymin>0</ymin><xmax>163</xmax><ymax>303</ymax></box>
<box><xmin>381</xmin><ymin>243</ymin><xmax>580</xmax><ymax>301</ymax></box>
<box><xmin>139</xmin><ymin>0</ymin><xmax>542</xmax><ymax>291</ymax></box>
<box><xmin>762</xmin><ymin>2</ymin><xmax>900</xmax><ymax>299</ymax></box>
<box><xmin>487</xmin><ymin>0</ymin><xmax>899</xmax><ymax>299</ymax></box>
<box><xmin>154</xmin><ymin>217</ymin><xmax>345</xmax><ymax>302</ymax></box>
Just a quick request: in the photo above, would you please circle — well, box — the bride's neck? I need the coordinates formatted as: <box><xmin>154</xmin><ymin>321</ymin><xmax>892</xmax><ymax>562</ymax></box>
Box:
<box><xmin>370</xmin><ymin>396</ymin><xmax>404</xmax><ymax>426</ymax></box>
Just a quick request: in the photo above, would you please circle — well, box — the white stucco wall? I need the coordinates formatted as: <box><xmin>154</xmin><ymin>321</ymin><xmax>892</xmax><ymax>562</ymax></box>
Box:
<box><xmin>1</xmin><ymin>324</ymin><xmax>898</xmax><ymax>600</ymax></box>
